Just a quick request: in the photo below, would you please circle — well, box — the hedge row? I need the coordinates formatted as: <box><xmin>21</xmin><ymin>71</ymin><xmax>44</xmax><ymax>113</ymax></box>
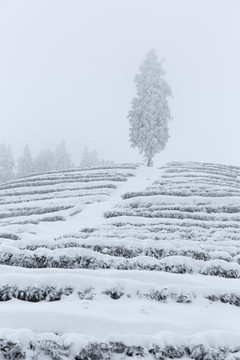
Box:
<box><xmin>164</xmin><ymin>166</ymin><xmax>238</xmax><ymax>178</ymax></box>
<box><xmin>79</xmin><ymin>286</ymin><xmax>240</xmax><ymax>308</ymax></box>
<box><xmin>0</xmin><ymin>233</ymin><xmax>19</xmax><ymax>240</ymax></box>
<box><xmin>164</xmin><ymin>161</ymin><xmax>240</xmax><ymax>171</ymax></box>
<box><xmin>152</xmin><ymin>182</ymin><xmax>240</xmax><ymax>192</ymax></box>
<box><xmin>5</xmin><ymin>215</ymin><xmax>66</xmax><ymax>226</ymax></box>
<box><xmin>0</xmin><ymin>184</ymin><xmax>116</xmax><ymax>199</ymax></box>
<box><xmin>104</xmin><ymin>209</ymin><xmax>240</xmax><ymax>222</ymax></box>
<box><xmin>11</xmin><ymin>171</ymin><xmax>134</xmax><ymax>184</ymax></box>
<box><xmin>160</xmin><ymin>176</ymin><xmax>240</xmax><ymax>186</ymax></box>
<box><xmin>0</xmin><ymin>191</ymin><xmax>112</xmax><ymax>208</ymax></box>
<box><xmin>20</xmin><ymin>243</ymin><xmax>237</xmax><ymax>262</ymax></box>
<box><xmin>0</xmin><ymin>285</ymin><xmax>73</xmax><ymax>302</ymax></box>
<box><xmin>0</xmin><ymin>252</ymin><xmax>239</xmax><ymax>278</ymax></box>
<box><xmin>63</xmin><ymin>244</ymin><xmax>235</xmax><ymax>262</ymax></box>
<box><xmin>0</xmin><ymin>252</ymin><xmax>192</xmax><ymax>272</ymax></box>
<box><xmin>0</xmin><ymin>205</ymin><xmax>73</xmax><ymax>220</ymax></box>
<box><xmin>105</xmin><ymin>219</ymin><xmax>240</xmax><ymax>230</ymax></box>
<box><xmin>125</xmin><ymin>203</ymin><xmax>240</xmax><ymax>214</ymax></box>
<box><xmin>0</xmin><ymin>175</ymin><xmax>129</xmax><ymax>191</ymax></box>
<box><xmin>0</xmin><ymin>337</ymin><xmax>239</xmax><ymax>359</ymax></box>
<box><xmin>1</xmin><ymin>284</ymin><xmax>240</xmax><ymax>308</ymax></box>
<box><xmin>122</xmin><ymin>190</ymin><xmax>240</xmax><ymax>199</ymax></box>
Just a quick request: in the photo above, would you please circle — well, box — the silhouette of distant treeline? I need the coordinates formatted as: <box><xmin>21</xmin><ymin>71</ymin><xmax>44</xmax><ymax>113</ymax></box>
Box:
<box><xmin>0</xmin><ymin>141</ymin><xmax>114</xmax><ymax>183</ymax></box>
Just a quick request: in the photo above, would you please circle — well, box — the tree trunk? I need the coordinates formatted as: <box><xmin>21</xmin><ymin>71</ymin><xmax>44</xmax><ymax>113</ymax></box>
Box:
<box><xmin>147</xmin><ymin>158</ymin><xmax>153</xmax><ymax>167</ymax></box>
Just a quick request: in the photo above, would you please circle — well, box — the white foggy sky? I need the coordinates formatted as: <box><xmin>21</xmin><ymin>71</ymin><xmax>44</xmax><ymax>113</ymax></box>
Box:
<box><xmin>0</xmin><ymin>0</ymin><xmax>240</xmax><ymax>166</ymax></box>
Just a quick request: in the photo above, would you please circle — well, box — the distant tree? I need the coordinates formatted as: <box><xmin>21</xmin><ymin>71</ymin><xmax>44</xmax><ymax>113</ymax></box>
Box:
<box><xmin>99</xmin><ymin>159</ymin><xmax>115</xmax><ymax>167</ymax></box>
<box><xmin>34</xmin><ymin>148</ymin><xmax>55</xmax><ymax>173</ymax></box>
<box><xmin>128</xmin><ymin>49</ymin><xmax>172</xmax><ymax>166</ymax></box>
<box><xmin>80</xmin><ymin>147</ymin><xmax>115</xmax><ymax>168</ymax></box>
<box><xmin>0</xmin><ymin>143</ymin><xmax>15</xmax><ymax>183</ymax></box>
<box><xmin>80</xmin><ymin>147</ymin><xmax>90</xmax><ymax>168</ymax></box>
<box><xmin>80</xmin><ymin>147</ymin><xmax>99</xmax><ymax>168</ymax></box>
<box><xmin>17</xmin><ymin>145</ymin><xmax>34</xmax><ymax>177</ymax></box>
<box><xmin>89</xmin><ymin>150</ymin><xmax>99</xmax><ymax>167</ymax></box>
<box><xmin>54</xmin><ymin>141</ymin><xmax>72</xmax><ymax>170</ymax></box>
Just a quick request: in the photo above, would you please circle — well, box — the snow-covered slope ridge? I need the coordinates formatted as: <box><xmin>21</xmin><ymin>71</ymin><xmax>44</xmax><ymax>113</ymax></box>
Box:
<box><xmin>0</xmin><ymin>162</ymin><xmax>240</xmax><ymax>359</ymax></box>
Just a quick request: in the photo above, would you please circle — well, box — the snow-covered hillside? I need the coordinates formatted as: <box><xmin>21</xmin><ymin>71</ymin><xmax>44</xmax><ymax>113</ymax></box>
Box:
<box><xmin>0</xmin><ymin>162</ymin><xmax>240</xmax><ymax>359</ymax></box>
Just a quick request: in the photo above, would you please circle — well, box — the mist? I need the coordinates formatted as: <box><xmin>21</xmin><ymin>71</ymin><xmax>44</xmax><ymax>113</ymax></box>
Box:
<box><xmin>1</xmin><ymin>1</ymin><xmax>240</xmax><ymax>354</ymax></box>
<box><xmin>0</xmin><ymin>0</ymin><xmax>240</xmax><ymax>166</ymax></box>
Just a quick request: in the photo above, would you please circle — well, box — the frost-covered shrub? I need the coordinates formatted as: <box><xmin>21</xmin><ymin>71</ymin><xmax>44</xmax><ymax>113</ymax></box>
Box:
<box><xmin>40</xmin><ymin>215</ymin><xmax>66</xmax><ymax>222</ymax></box>
<box><xmin>0</xmin><ymin>285</ymin><xmax>73</xmax><ymax>302</ymax></box>
<box><xmin>0</xmin><ymin>205</ymin><xmax>72</xmax><ymax>221</ymax></box>
<box><xmin>73</xmin><ymin>244</ymin><xmax>227</xmax><ymax>263</ymax></box>
<box><xmin>31</xmin><ymin>340</ymin><xmax>70</xmax><ymax>360</ymax></box>
<box><xmin>189</xmin><ymin>344</ymin><xmax>225</xmax><ymax>360</ymax></box>
<box><xmin>145</xmin><ymin>289</ymin><xmax>194</xmax><ymax>304</ymax></box>
<box><xmin>69</xmin><ymin>209</ymin><xmax>82</xmax><ymax>217</ymax></box>
<box><xmin>164</xmin><ymin>263</ymin><xmax>192</xmax><ymax>274</ymax></box>
<box><xmin>173</xmin><ymin>292</ymin><xmax>194</xmax><ymax>303</ymax></box>
<box><xmin>159</xmin><ymin>345</ymin><xmax>185</xmax><ymax>359</ymax></box>
<box><xmin>16</xmin><ymin>219</ymin><xmax>40</xmax><ymax>225</ymax></box>
<box><xmin>206</xmin><ymin>293</ymin><xmax>240</xmax><ymax>307</ymax></box>
<box><xmin>201</xmin><ymin>265</ymin><xmax>239</xmax><ymax>278</ymax></box>
<box><xmin>149</xmin><ymin>344</ymin><xmax>184</xmax><ymax>359</ymax></box>
<box><xmin>125</xmin><ymin>345</ymin><xmax>145</xmax><ymax>357</ymax></box>
<box><xmin>0</xmin><ymin>339</ymin><xmax>25</xmax><ymax>359</ymax></box>
<box><xmin>0</xmin><ymin>233</ymin><xmax>19</xmax><ymax>240</ymax></box>
<box><xmin>78</xmin><ymin>287</ymin><xmax>96</xmax><ymax>300</ymax></box>
<box><xmin>0</xmin><ymin>335</ymin><xmax>239</xmax><ymax>360</ymax></box>
<box><xmin>0</xmin><ymin>247</ymin><xmax>239</xmax><ymax>279</ymax></box>
<box><xmin>0</xmin><ymin>251</ymin><xmax>193</xmax><ymax>274</ymax></box>
<box><xmin>146</xmin><ymin>289</ymin><xmax>168</xmax><ymax>302</ymax></box>
<box><xmin>75</xmin><ymin>343</ymin><xmax>103</xmax><ymax>360</ymax></box>
<box><xmin>102</xmin><ymin>287</ymin><xmax>124</xmax><ymax>300</ymax></box>
<box><xmin>104</xmin><ymin>208</ymin><xmax>240</xmax><ymax>223</ymax></box>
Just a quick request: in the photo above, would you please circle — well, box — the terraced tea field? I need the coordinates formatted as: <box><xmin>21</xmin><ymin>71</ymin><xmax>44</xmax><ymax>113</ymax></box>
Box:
<box><xmin>0</xmin><ymin>162</ymin><xmax>240</xmax><ymax>359</ymax></box>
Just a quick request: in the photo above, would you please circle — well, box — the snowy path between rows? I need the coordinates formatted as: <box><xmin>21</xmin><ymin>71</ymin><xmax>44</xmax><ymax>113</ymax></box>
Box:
<box><xmin>76</xmin><ymin>166</ymin><xmax>161</xmax><ymax>227</ymax></box>
<box><xmin>0</xmin><ymin>297</ymin><xmax>239</xmax><ymax>338</ymax></box>
<box><xmin>36</xmin><ymin>165</ymin><xmax>161</xmax><ymax>239</ymax></box>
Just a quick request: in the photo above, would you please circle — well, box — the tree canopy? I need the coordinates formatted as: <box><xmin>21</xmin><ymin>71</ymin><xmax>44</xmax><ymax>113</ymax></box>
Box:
<box><xmin>128</xmin><ymin>50</ymin><xmax>172</xmax><ymax>166</ymax></box>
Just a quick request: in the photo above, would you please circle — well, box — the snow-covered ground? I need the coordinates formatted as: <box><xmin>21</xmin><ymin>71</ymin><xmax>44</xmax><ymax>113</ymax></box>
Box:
<box><xmin>0</xmin><ymin>162</ymin><xmax>240</xmax><ymax>359</ymax></box>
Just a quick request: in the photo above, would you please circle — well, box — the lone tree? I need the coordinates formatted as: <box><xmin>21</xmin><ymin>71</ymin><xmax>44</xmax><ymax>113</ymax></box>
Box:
<box><xmin>128</xmin><ymin>50</ymin><xmax>172</xmax><ymax>166</ymax></box>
